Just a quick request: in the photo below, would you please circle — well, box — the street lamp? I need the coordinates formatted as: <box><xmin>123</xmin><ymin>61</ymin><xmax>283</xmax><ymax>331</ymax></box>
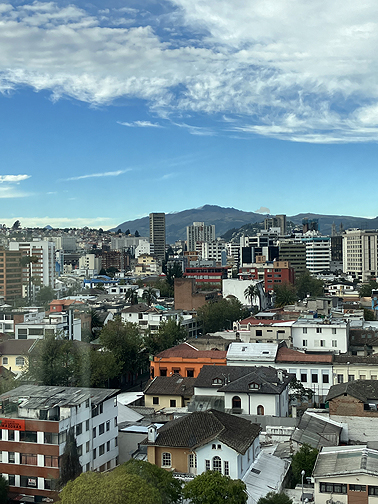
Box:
<box><xmin>301</xmin><ymin>469</ymin><xmax>305</xmax><ymax>503</ymax></box>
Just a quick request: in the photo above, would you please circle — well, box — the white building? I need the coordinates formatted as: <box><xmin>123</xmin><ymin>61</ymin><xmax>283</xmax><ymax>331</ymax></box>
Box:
<box><xmin>222</xmin><ymin>279</ymin><xmax>267</xmax><ymax>309</ymax></box>
<box><xmin>9</xmin><ymin>240</ymin><xmax>55</xmax><ymax>288</ymax></box>
<box><xmin>302</xmin><ymin>236</ymin><xmax>331</xmax><ymax>274</ymax></box>
<box><xmin>78</xmin><ymin>254</ymin><xmax>102</xmax><ymax>276</ymax></box>
<box><xmin>0</xmin><ymin>385</ymin><xmax>119</xmax><ymax>500</ymax></box>
<box><xmin>292</xmin><ymin>319</ymin><xmax>349</xmax><ymax>353</ymax></box>
<box><xmin>343</xmin><ymin>229</ymin><xmax>378</xmax><ymax>282</ymax></box>
<box><xmin>135</xmin><ymin>240</ymin><xmax>154</xmax><ymax>259</ymax></box>
<box><xmin>201</xmin><ymin>240</ymin><xmax>227</xmax><ymax>265</ymax></box>
<box><xmin>187</xmin><ymin>222</ymin><xmax>216</xmax><ymax>252</ymax></box>
<box><xmin>15</xmin><ymin>311</ymin><xmax>81</xmax><ymax>341</ymax></box>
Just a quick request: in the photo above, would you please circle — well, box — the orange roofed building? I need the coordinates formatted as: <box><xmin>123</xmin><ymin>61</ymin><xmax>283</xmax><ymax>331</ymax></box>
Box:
<box><xmin>150</xmin><ymin>342</ymin><xmax>227</xmax><ymax>379</ymax></box>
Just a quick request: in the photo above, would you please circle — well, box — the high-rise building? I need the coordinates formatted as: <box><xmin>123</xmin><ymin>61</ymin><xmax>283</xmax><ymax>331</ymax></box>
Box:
<box><xmin>278</xmin><ymin>241</ymin><xmax>307</xmax><ymax>278</ymax></box>
<box><xmin>149</xmin><ymin>213</ymin><xmax>166</xmax><ymax>260</ymax></box>
<box><xmin>342</xmin><ymin>229</ymin><xmax>378</xmax><ymax>281</ymax></box>
<box><xmin>9</xmin><ymin>240</ymin><xmax>55</xmax><ymax>288</ymax></box>
<box><xmin>264</xmin><ymin>214</ymin><xmax>287</xmax><ymax>234</ymax></box>
<box><xmin>302</xmin><ymin>236</ymin><xmax>331</xmax><ymax>274</ymax></box>
<box><xmin>0</xmin><ymin>248</ymin><xmax>22</xmax><ymax>301</ymax></box>
<box><xmin>186</xmin><ymin>222</ymin><xmax>215</xmax><ymax>251</ymax></box>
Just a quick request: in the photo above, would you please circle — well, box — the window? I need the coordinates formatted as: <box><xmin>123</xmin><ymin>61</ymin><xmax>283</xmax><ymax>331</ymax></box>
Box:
<box><xmin>21</xmin><ymin>453</ymin><xmax>37</xmax><ymax>465</ymax></box>
<box><xmin>224</xmin><ymin>461</ymin><xmax>229</xmax><ymax>476</ymax></box>
<box><xmin>360</xmin><ymin>374</ymin><xmax>366</xmax><ymax>380</ymax></box>
<box><xmin>332</xmin><ymin>328</ymin><xmax>337</xmax><ymax>334</ymax></box>
<box><xmin>311</xmin><ymin>373</ymin><xmax>318</xmax><ymax>383</ymax></box>
<box><xmin>172</xmin><ymin>368</ymin><xmax>180</xmax><ymax>374</ymax></box>
<box><xmin>86</xmin><ymin>441</ymin><xmax>90</xmax><ymax>453</ymax></box>
<box><xmin>99</xmin><ymin>444</ymin><xmax>105</xmax><ymax>456</ymax></box>
<box><xmin>257</xmin><ymin>405</ymin><xmax>264</xmax><ymax>415</ymax></box>
<box><xmin>212</xmin><ymin>456</ymin><xmax>221</xmax><ymax>473</ymax></box>
<box><xmin>301</xmin><ymin>372</ymin><xmax>307</xmax><ymax>383</ymax></box>
<box><xmin>349</xmin><ymin>485</ymin><xmax>366</xmax><ymax>492</ymax></box>
<box><xmin>170</xmin><ymin>399</ymin><xmax>176</xmax><ymax>407</ymax></box>
<box><xmin>348</xmin><ymin>375</ymin><xmax>355</xmax><ymax>381</ymax></box>
<box><xmin>8</xmin><ymin>475</ymin><xmax>15</xmax><ymax>486</ymax></box>
<box><xmin>332</xmin><ymin>340</ymin><xmax>337</xmax><ymax>347</ymax></box>
<box><xmin>372</xmin><ymin>375</ymin><xmax>378</xmax><ymax>380</ymax></box>
<box><xmin>44</xmin><ymin>432</ymin><xmax>58</xmax><ymax>444</ymax></box>
<box><xmin>337</xmin><ymin>374</ymin><xmax>344</xmax><ymax>383</ymax></box>
<box><xmin>59</xmin><ymin>430</ymin><xmax>67</xmax><ymax>445</ymax></box>
<box><xmin>99</xmin><ymin>423</ymin><xmax>105</xmax><ymax>435</ymax></box>
<box><xmin>77</xmin><ymin>444</ymin><xmax>82</xmax><ymax>457</ymax></box>
<box><xmin>205</xmin><ymin>459</ymin><xmax>210</xmax><ymax>471</ymax></box>
<box><xmin>186</xmin><ymin>369</ymin><xmax>194</xmax><ymax>377</ymax></box>
<box><xmin>20</xmin><ymin>430</ymin><xmax>37</xmax><ymax>443</ymax></box>
<box><xmin>44</xmin><ymin>455</ymin><xmax>59</xmax><ymax>467</ymax></box>
<box><xmin>93</xmin><ymin>427</ymin><xmax>96</xmax><ymax>438</ymax></box>
<box><xmin>212</xmin><ymin>378</ymin><xmax>223</xmax><ymax>386</ymax></box>
<box><xmin>256</xmin><ymin>330</ymin><xmax>262</xmax><ymax>336</ymax></box>
<box><xmin>86</xmin><ymin>462</ymin><xmax>90</xmax><ymax>472</ymax></box>
<box><xmin>212</xmin><ymin>444</ymin><xmax>216</xmax><ymax>449</ymax></box>
<box><xmin>8</xmin><ymin>452</ymin><xmax>15</xmax><ymax>463</ymax></box>
<box><xmin>302</xmin><ymin>340</ymin><xmax>307</xmax><ymax>346</ymax></box>
<box><xmin>2</xmin><ymin>357</ymin><xmax>8</xmax><ymax>365</ymax></box>
<box><xmin>153</xmin><ymin>397</ymin><xmax>159</xmax><ymax>405</ymax></box>
<box><xmin>93</xmin><ymin>448</ymin><xmax>96</xmax><ymax>459</ymax></box>
<box><xmin>160</xmin><ymin>369</ymin><xmax>167</xmax><ymax>376</ymax></box>
<box><xmin>20</xmin><ymin>476</ymin><xmax>37</xmax><ymax>488</ymax></box>
<box><xmin>302</xmin><ymin>328</ymin><xmax>307</xmax><ymax>334</ymax></box>
<box><xmin>86</xmin><ymin>419</ymin><xmax>89</xmax><ymax>431</ymax></box>
<box><xmin>369</xmin><ymin>486</ymin><xmax>378</xmax><ymax>496</ymax></box>
<box><xmin>76</xmin><ymin>423</ymin><xmax>82</xmax><ymax>436</ymax></box>
<box><xmin>232</xmin><ymin>396</ymin><xmax>241</xmax><ymax>409</ymax></box>
<box><xmin>316</xmin><ymin>327</ymin><xmax>322</xmax><ymax>333</ymax></box>
<box><xmin>106</xmin><ymin>421</ymin><xmax>110</xmax><ymax>432</ymax></box>
<box><xmin>320</xmin><ymin>340</ymin><xmax>325</xmax><ymax>347</ymax></box>
<box><xmin>189</xmin><ymin>453</ymin><xmax>197</xmax><ymax>468</ymax></box>
<box><xmin>8</xmin><ymin>430</ymin><xmax>14</xmax><ymax>441</ymax></box>
<box><xmin>320</xmin><ymin>483</ymin><xmax>347</xmax><ymax>494</ymax></box>
<box><xmin>15</xmin><ymin>356</ymin><xmax>24</xmax><ymax>366</ymax></box>
<box><xmin>44</xmin><ymin>479</ymin><xmax>53</xmax><ymax>490</ymax></box>
<box><xmin>107</xmin><ymin>440</ymin><xmax>110</xmax><ymax>452</ymax></box>
<box><xmin>162</xmin><ymin>452</ymin><xmax>171</xmax><ymax>467</ymax></box>
<box><xmin>322</xmin><ymin>374</ymin><xmax>329</xmax><ymax>383</ymax></box>
<box><xmin>249</xmin><ymin>382</ymin><xmax>260</xmax><ymax>390</ymax></box>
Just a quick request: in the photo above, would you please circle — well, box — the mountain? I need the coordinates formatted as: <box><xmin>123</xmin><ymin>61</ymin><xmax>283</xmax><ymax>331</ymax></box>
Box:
<box><xmin>111</xmin><ymin>205</ymin><xmax>378</xmax><ymax>243</ymax></box>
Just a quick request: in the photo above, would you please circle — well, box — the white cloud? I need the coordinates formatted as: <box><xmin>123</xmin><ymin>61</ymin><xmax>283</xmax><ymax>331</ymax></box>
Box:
<box><xmin>255</xmin><ymin>206</ymin><xmax>270</xmax><ymax>214</ymax></box>
<box><xmin>1</xmin><ymin>1</ymin><xmax>378</xmax><ymax>141</ymax></box>
<box><xmin>0</xmin><ymin>174</ymin><xmax>30</xmax><ymax>183</ymax></box>
<box><xmin>62</xmin><ymin>169</ymin><xmax>131</xmax><ymax>181</ymax></box>
<box><xmin>117</xmin><ymin>120</ymin><xmax>164</xmax><ymax>128</ymax></box>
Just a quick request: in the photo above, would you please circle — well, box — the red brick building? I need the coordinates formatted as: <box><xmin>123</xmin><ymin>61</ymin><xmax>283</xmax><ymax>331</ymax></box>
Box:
<box><xmin>264</xmin><ymin>261</ymin><xmax>295</xmax><ymax>293</ymax></box>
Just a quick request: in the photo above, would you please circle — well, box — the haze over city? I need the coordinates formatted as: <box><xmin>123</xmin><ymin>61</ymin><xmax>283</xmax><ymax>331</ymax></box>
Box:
<box><xmin>1</xmin><ymin>0</ymin><xmax>378</xmax><ymax>228</ymax></box>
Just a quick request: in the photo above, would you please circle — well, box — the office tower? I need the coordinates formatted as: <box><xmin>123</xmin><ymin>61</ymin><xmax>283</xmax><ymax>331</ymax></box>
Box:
<box><xmin>9</xmin><ymin>240</ymin><xmax>55</xmax><ymax>287</ymax></box>
<box><xmin>186</xmin><ymin>222</ymin><xmax>215</xmax><ymax>252</ymax></box>
<box><xmin>343</xmin><ymin>229</ymin><xmax>378</xmax><ymax>281</ymax></box>
<box><xmin>278</xmin><ymin>241</ymin><xmax>307</xmax><ymax>278</ymax></box>
<box><xmin>264</xmin><ymin>214</ymin><xmax>287</xmax><ymax>234</ymax></box>
<box><xmin>0</xmin><ymin>248</ymin><xmax>22</xmax><ymax>301</ymax></box>
<box><xmin>149</xmin><ymin>213</ymin><xmax>166</xmax><ymax>260</ymax></box>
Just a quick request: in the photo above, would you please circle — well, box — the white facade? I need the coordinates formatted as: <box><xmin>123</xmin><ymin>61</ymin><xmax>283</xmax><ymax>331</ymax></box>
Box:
<box><xmin>222</xmin><ymin>279</ymin><xmax>266</xmax><ymax>309</ymax></box>
<box><xmin>343</xmin><ymin>229</ymin><xmax>378</xmax><ymax>281</ymax></box>
<box><xmin>121</xmin><ymin>309</ymin><xmax>199</xmax><ymax>338</ymax></box>
<box><xmin>15</xmin><ymin>311</ymin><xmax>81</xmax><ymax>340</ymax></box>
<box><xmin>292</xmin><ymin>320</ymin><xmax>349</xmax><ymax>353</ymax></box>
<box><xmin>302</xmin><ymin>236</ymin><xmax>331</xmax><ymax>274</ymax></box>
<box><xmin>79</xmin><ymin>254</ymin><xmax>102</xmax><ymax>275</ymax></box>
<box><xmin>201</xmin><ymin>241</ymin><xmax>226</xmax><ymax>265</ymax></box>
<box><xmin>187</xmin><ymin>222</ymin><xmax>216</xmax><ymax>252</ymax></box>
<box><xmin>135</xmin><ymin>240</ymin><xmax>153</xmax><ymax>259</ymax></box>
<box><xmin>9</xmin><ymin>240</ymin><xmax>55</xmax><ymax>287</ymax></box>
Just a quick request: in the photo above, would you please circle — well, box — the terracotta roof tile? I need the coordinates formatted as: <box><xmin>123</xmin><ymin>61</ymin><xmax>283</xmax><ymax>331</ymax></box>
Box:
<box><xmin>155</xmin><ymin>342</ymin><xmax>226</xmax><ymax>360</ymax></box>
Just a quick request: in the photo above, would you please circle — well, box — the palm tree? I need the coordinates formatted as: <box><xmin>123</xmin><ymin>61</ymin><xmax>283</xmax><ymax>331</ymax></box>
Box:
<box><xmin>142</xmin><ymin>287</ymin><xmax>157</xmax><ymax>306</ymax></box>
<box><xmin>125</xmin><ymin>288</ymin><xmax>138</xmax><ymax>305</ymax></box>
<box><xmin>244</xmin><ymin>284</ymin><xmax>261</xmax><ymax>310</ymax></box>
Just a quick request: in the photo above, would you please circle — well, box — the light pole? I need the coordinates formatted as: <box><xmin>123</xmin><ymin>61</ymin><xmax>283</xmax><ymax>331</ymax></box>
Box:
<box><xmin>301</xmin><ymin>469</ymin><xmax>305</xmax><ymax>503</ymax></box>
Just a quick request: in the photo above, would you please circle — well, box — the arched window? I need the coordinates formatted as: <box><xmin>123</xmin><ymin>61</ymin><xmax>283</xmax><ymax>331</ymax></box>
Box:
<box><xmin>162</xmin><ymin>452</ymin><xmax>171</xmax><ymax>467</ymax></box>
<box><xmin>2</xmin><ymin>357</ymin><xmax>8</xmax><ymax>365</ymax></box>
<box><xmin>257</xmin><ymin>405</ymin><xmax>264</xmax><ymax>415</ymax></box>
<box><xmin>232</xmin><ymin>396</ymin><xmax>241</xmax><ymax>409</ymax></box>
<box><xmin>16</xmin><ymin>356</ymin><xmax>25</xmax><ymax>367</ymax></box>
<box><xmin>212</xmin><ymin>456</ymin><xmax>221</xmax><ymax>473</ymax></box>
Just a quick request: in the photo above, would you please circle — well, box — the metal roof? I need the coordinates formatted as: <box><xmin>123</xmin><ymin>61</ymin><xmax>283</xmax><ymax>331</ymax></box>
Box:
<box><xmin>227</xmin><ymin>343</ymin><xmax>278</xmax><ymax>362</ymax></box>
<box><xmin>313</xmin><ymin>446</ymin><xmax>378</xmax><ymax>478</ymax></box>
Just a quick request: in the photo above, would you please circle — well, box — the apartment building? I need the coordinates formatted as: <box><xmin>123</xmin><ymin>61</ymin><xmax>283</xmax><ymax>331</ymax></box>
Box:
<box><xmin>15</xmin><ymin>311</ymin><xmax>81</xmax><ymax>341</ymax></box>
<box><xmin>149</xmin><ymin>213</ymin><xmax>166</xmax><ymax>260</ymax></box>
<box><xmin>292</xmin><ymin>319</ymin><xmax>349</xmax><ymax>353</ymax></box>
<box><xmin>187</xmin><ymin>222</ymin><xmax>215</xmax><ymax>252</ymax></box>
<box><xmin>302</xmin><ymin>236</ymin><xmax>331</xmax><ymax>274</ymax></box>
<box><xmin>9</xmin><ymin>240</ymin><xmax>55</xmax><ymax>288</ymax></box>
<box><xmin>278</xmin><ymin>241</ymin><xmax>306</xmax><ymax>278</ymax></box>
<box><xmin>0</xmin><ymin>248</ymin><xmax>22</xmax><ymax>301</ymax></box>
<box><xmin>0</xmin><ymin>385</ymin><xmax>119</xmax><ymax>501</ymax></box>
<box><xmin>342</xmin><ymin>229</ymin><xmax>378</xmax><ymax>281</ymax></box>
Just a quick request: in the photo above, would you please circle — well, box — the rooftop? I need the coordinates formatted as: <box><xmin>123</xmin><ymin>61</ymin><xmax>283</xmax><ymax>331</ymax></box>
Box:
<box><xmin>155</xmin><ymin>342</ymin><xmax>227</xmax><ymax>360</ymax></box>
<box><xmin>144</xmin><ymin>375</ymin><xmax>196</xmax><ymax>397</ymax></box>
<box><xmin>227</xmin><ymin>342</ymin><xmax>278</xmax><ymax>362</ymax></box>
<box><xmin>313</xmin><ymin>446</ymin><xmax>378</xmax><ymax>478</ymax></box>
<box><xmin>326</xmin><ymin>380</ymin><xmax>378</xmax><ymax>403</ymax></box>
<box><xmin>276</xmin><ymin>346</ymin><xmax>333</xmax><ymax>364</ymax></box>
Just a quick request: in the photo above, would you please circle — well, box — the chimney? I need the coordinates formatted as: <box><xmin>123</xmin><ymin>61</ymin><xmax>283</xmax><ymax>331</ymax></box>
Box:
<box><xmin>147</xmin><ymin>424</ymin><xmax>157</xmax><ymax>443</ymax></box>
<box><xmin>277</xmin><ymin>369</ymin><xmax>283</xmax><ymax>383</ymax></box>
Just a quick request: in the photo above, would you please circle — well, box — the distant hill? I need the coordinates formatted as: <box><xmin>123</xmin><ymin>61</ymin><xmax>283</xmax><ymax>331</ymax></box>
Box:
<box><xmin>111</xmin><ymin>205</ymin><xmax>378</xmax><ymax>243</ymax></box>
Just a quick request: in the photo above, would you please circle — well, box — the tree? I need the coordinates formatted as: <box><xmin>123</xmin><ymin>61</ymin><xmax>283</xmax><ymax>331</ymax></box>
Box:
<box><xmin>197</xmin><ymin>297</ymin><xmax>249</xmax><ymax>334</ymax></box>
<box><xmin>274</xmin><ymin>282</ymin><xmax>297</xmax><ymax>307</ymax></box>
<box><xmin>257</xmin><ymin>492</ymin><xmax>293</xmax><ymax>504</ymax></box>
<box><xmin>135</xmin><ymin>230</ymin><xmax>140</xmax><ymax>237</ymax></box>
<box><xmin>144</xmin><ymin>318</ymin><xmax>187</xmax><ymax>355</ymax></box>
<box><xmin>0</xmin><ymin>475</ymin><xmax>9</xmax><ymax>504</ymax></box>
<box><xmin>166</xmin><ymin>263</ymin><xmax>183</xmax><ymax>288</ymax></box>
<box><xmin>12</xmin><ymin>220</ymin><xmax>20</xmax><ymax>230</ymax></box>
<box><xmin>295</xmin><ymin>271</ymin><xmax>324</xmax><ymax>300</ymax></box>
<box><xmin>120</xmin><ymin>460</ymin><xmax>182</xmax><ymax>504</ymax></box>
<box><xmin>59</xmin><ymin>470</ymin><xmax>161</xmax><ymax>504</ymax></box>
<box><xmin>364</xmin><ymin>308</ymin><xmax>375</xmax><ymax>321</ymax></box>
<box><xmin>142</xmin><ymin>286</ymin><xmax>157</xmax><ymax>306</ymax></box>
<box><xmin>60</xmin><ymin>428</ymin><xmax>82</xmax><ymax>487</ymax></box>
<box><xmin>35</xmin><ymin>286</ymin><xmax>55</xmax><ymax>306</ymax></box>
<box><xmin>126</xmin><ymin>288</ymin><xmax>138</xmax><ymax>305</ymax></box>
<box><xmin>98</xmin><ymin>268</ymin><xmax>107</xmax><ymax>276</ymax></box>
<box><xmin>99</xmin><ymin>317</ymin><xmax>144</xmax><ymax>379</ymax></box>
<box><xmin>244</xmin><ymin>284</ymin><xmax>260</xmax><ymax>308</ymax></box>
<box><xmin>289</xmin><ymin>377</ymin><xmax>313</xmax><ymax>403</ymax></box>
<box><xmin>125</xmin><ymin>228</ymin><xmax>130</xmax><ymax>235</ymax></box>
<box><xmin>183</xmin><ymin>471</ymin><xmax>248</xmax><ymax>504</ymax></box>
<box><xmin>106</xmin><ymin>266</ymin><xmax>119</xmax><ymax>277</ymax></box>
<box><xmin>291</xmin><ymin>443</ymin><xmax>319</xmax><ymax>486</ymax></box>
<box><xmin>360</xmin><ymin>279</ymin><xmax>378</xmax><ymax>297</ymax></box>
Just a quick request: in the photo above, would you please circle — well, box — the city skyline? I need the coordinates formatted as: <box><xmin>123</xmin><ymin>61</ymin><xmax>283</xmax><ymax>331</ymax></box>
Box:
<box><xmin>1</xmin><ymin>0</ymin><xmax>378</xmax><ymax>229</ymax></box>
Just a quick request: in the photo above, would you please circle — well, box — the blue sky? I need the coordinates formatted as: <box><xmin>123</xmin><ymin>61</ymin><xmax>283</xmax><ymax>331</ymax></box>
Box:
<box><xmin>1</xmin><ymin>0</ymin><xmax>378</xmax><ymax>229</ymax></box>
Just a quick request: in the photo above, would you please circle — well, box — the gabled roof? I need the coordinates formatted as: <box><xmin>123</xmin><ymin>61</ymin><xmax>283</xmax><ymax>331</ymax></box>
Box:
<box><xmin>122</xmin><ymin>303</ymin><xmax>150</xmax><ymax>313</ymax></box>
<box><xmin>276</xmin><ymin>346</ymin><xmax>333</xmax><ymax>364</ymax></box>
<box><xmin>0</xmin><ymin>339</ymin><xmax>36</xmax><ymax>356</ymax></box>
<box><xmin>291</xmin><ymin>411</ymin><xmax>342</xmax><ymax>449</ymax></box>
<box><xmin>313</xmin><ymin>446</ymin><xmax>378</xmax><ymax>478</ymax></box>
<box><xmin>144</xmin><ymin>375</ymin><xmax>196</xmax><ymax>397</ymax></box>
<box><xmin>155</xmin><ymin>342</ymin><xmax>226</xmax><ymax>360</ymax></box>
<box><xmin>326</xmin><ymin>380</ymin><xmax>378</xmax><ymax>402</ymax></box>
<box><xmin>195</xmin><ymin>365</ymin><xmax>293</xmax><ymax>394</ymax></box>
<box><xmin>143</xmin><ymin>409</ymin><xmax>261</xmax><ymax>454</ymax></box>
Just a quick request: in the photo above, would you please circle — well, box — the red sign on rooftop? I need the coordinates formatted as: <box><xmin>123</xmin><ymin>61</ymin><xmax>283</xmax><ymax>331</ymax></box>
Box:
<box><xmin>0</xmin><ymin>418</ymin><xmax>25</xmax><ymax>431</ymax></box>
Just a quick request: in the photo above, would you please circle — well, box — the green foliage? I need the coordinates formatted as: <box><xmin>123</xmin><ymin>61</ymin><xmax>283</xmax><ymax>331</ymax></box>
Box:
<box><xmin>144</xmin><ymin>318</ymin><xmax>187</xmax><ymax>355</ymax></box>
<box><xmin>125</xmin><ymin>288</ymin><xmax>138</xmax><ymax>305</ymax></box>
<box><xmin>106</xmin><ymin>266</ymin><xmax>119</xmax><ymax>277</ymax></box>
<box><xmin>360</xmin><ymin>279</ymin><xmax>378</xmax><ymax>297</ymax></box>
<box><xmin>197</xmin><ymin>297</ymin><xmax>249</xmax><ymax>334</ymax></box>
<box><xmin>58</xmin><ymin>471</ymin><xmax>161</xmax><ymax>504</ymax></box>
<box><xmin>60</xmin><ymin>428</ymin><xmax>82</xmax><ymax>487</ymax></box>
<box><xmin>89</xmin><ymin>349</ymin><xmax>122</xmax><ymax>387</ymax></box>
<box><xmin>364</xmin><ymin>308</ymin><xmax>375</xmax><ymax>321</ymax></box>
<box><xmin>257</xmin><ymin>492</ymin><xmax>293</xmax><ymax>504</ymax></box>
<box><xmin>274</xmin><ymin>282</ymin><xmax>297</xmax><ymax>307</ymax></box>
<box><xmin>244</xmin><ymin>284</ymin><xmax>261</xmax><ymax>308</ymax></box>
<box><xmin>153</xmin><ymin>278</ymin><xmax>173</xmax><ymax>298</ymax></box>
<box><xmin>183</xmin><ymin>471</ymin><xmax>248</xmax><ymax>504</ymax></box>
<box><xmin>166</xmin><ymin>263</ymin><xmax>183</xmax><ymax>287</ymax></box>
<box><xmin>99</xmin><ymin>317</ymin><xmax>144</xmax><ymax>376</ymax></box>
<box><xmin>142</xmin><ymin>286</ymin><xmax>157</xmax><ymax>306</ymax></box>
<box><xmin>120</xmin><ymin>460</ymin><xmax>182</xmax><ymax>504</ymax></box>
<box><xmin>99</xmin><ymin>268</ymin><xmax>107</xmax><ymax>276</ymax></box>
<box><xmin>0</xmin><ymin>475</ymin><xmax>9</xmax><ymax>504</ymax></box>
<box><xmin>35</xmin><ymin>286</ymin><xmax>55</xmax><ymax>305</ymax></box>
<box><xmin>289</xmin><ymin>377</ymin><xmax>313</xmax><ymax>402</ymax></box>
<box><xmin>291</xmin><ymin>444</ymin><xmax>319</xmax><ymax>486</ymax></box>
<box><xmin>295</xmin><ymin>271</ymin><xmax>324</xmax><ymax>300</ymax></box>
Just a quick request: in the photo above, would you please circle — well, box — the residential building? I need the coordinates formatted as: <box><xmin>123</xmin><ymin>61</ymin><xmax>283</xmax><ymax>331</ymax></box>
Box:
<box><xmin>291</xmin><ymin>319</ymin><xmax>349</xmax><ymax>353</ymax></box>
<box><xmin>49</xmin><ymin>235</ymin><xmax>77</xmax><ymax>253</ymax></box>
<box><xmin>9</xmin><ymin>240</ymin><xmax>55</xmax><ymax>288</ymax></box>
<box><xmin>149</xmin><ymin>213</ymin><xmax>166</xmax><ymax>261</ymax></box>
<box><xmin>333</xmin><ymin>355</ymin><xmax>378</xmax><ymax>384</ymax></box>
<box><xmin>232</xmin><ymin>317</ymin><xmax>294</xmax><ymax>345</ymax></box>
<box><xmin>302</xmin><ymin>236</ymin><xmax>331</xmax><ymax>274</ymax></box>
<box><xmin>174</xmin><ymin>278</ymin><xmax>219</xmax><ymax>311</ymax></box>
<box><xmin>187</xmin><ymin>222</ymin><xmax>216</xmax><ymax>252</ymax></box>
<box><xmin>0</xmin><ymin>248</ymin><xmax>22</xmax><ymax>301</ymax></box>
<box><xmin>135</xmin><ymin>240</ymin><xmax>154</xmax><ymax>259</ymax></box>
<box><xmin>343</xmin><ymin>229</ymin><xmax>378</xmax><ymax>281</ymax></box>
<box><xmin>313</xmin><ymin>445</ymin><xmax>378</xmax><ymax>504</ymax></box>
<box><xmin>0</xmin><ymin>308</ymin><xmax>45</xmax><ymax>335</ymax></box>
<box><xmin>78</xmin><ymin>254</ymin><xmax>102</xmax><ymax>276</ymax></box>
<box><xmin>201</xmin><ymin>240</ymin><xmax>227</xmax><ymax>265</ymax></box>
<box><xmin>0</xmin><ymin>339</ymin><xmax>37</xmax><ymax>376</ymax></box>
<box><xmin>0</xmin><ymin>385</ymin><xmax>119</xmax><ymax>501</ymax></box>
<box><xmin>15</xmin><ymin>311</ymin><xmax>81</xmax><ymax>340</ymax></box>
<box><xmin>278</xmin><ymin>241</ymin><xmax>306</xmax><ymax>278</ymax></box>
<box><xmin>264</xmin><ymin>261</ymin><xmax>295</xmax><ymax>293</ymax></box>
<box><xmin>192</xmin><ymin>365</ymin><xmax>293</xmax><ymax>416</ymax></box>
<box><xmin>184</xmin><ymin>263</ymin><xmax>228</xmax><ymax>286</ymax></box>
<box><xmin>134</xmin><ymin>254</ymin><xmax>161</xmax><ymax>275</ymax></box>
<box><xmin>150</xmin><ymin>342</ymin><xmax>227</xmax><ymax>379</ymax></box>
<box><xmin>144</xmin><ymin>409</ymin><xmax>261</xmax><ymax>479</ymax></box>
<box><xmin>144</xmin><ymin>375</ymin><xmax>196</xmax><ymax>410</ymax></box>
<box><xmin>264</xmin><ymin>214</ymin><xmax>287</xmax><ymax>234</ymax></box>
<box><xmin>101</xmin><ymin>250</ymin><xmax>131</xmax><ymax>272</ymax></box>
